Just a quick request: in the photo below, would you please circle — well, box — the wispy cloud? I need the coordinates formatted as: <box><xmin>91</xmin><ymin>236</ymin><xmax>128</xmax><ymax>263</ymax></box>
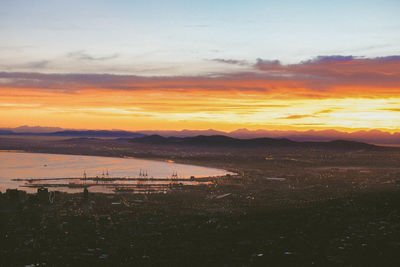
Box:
<box><xmin>25</xmin><ymin>60</ymin><xmax>49</xmax><ymax>69</ymax></box>
<box><xmin>380</xmin><ymin>108</ymin><xmax>400</xmax><ymax>112</ymax></box>
<box><xmin>67</xmin><ymin>50</ymin><xmax>119</xmax><ymax>61</ymax></box>
<box><xmin>314</xmin><ymin>109</ymin><xmax>335</xmax><ymax>114</ymax></box>
<box><xmin>280</xmin><ymin>114</ymin><xmax>315</xmax><ymax>120</ymax></box>
<box><xmin>210</xmin><ymin>58</ymin><xmax>248</xmax><ymax>66</ymax></box>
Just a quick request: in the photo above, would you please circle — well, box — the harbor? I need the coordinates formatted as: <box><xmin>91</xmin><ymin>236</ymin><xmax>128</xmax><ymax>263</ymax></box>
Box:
<box><xmin>14</xmin><ymin>172</ymin><xmax>219</xmax><ymax>193</ymax></box>
<box><xmin>0</xmin><ymin>151</ymin><xmax>233</xmax><ymax>193</ymax></box>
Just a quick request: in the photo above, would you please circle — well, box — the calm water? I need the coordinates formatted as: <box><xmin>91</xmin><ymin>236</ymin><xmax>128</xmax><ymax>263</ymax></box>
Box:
<box><xmin>0</xmin><ymin>152</ymin><xmax>231</xmax><ymax>193</ymax></box>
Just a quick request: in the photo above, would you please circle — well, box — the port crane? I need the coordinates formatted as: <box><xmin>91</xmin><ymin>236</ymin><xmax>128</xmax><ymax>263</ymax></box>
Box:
<box><xmin>139</xmin><ymin>169</ymin><xmax>148</xmax><ymax>178</ymax></box>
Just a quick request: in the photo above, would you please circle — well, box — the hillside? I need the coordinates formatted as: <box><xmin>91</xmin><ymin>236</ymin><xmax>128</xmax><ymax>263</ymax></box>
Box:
<box><xmin>129</xmin><ymin>135</ymin><xmax>383</xmax><ymax>150</ymax></box>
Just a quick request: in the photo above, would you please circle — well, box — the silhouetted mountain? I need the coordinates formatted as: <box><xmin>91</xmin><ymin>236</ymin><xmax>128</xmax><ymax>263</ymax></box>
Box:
<box><xmin>0</xmin><ymin>129</ymin><xmax>146</xmax><ymax>138</ymax></box>
<box><xmin>227</xmin><ymin>129</ymin><xmax>400</xmax><ymax>144</ymax></box>
<box><xmin>50</xmin><ymin>130</ymin><xmax>146</xmax><ymax>138</ymax></box>
<box><xmin>129</xmin><ymin>135</ymin><xmax>383</xmax><ymax>150</ymax></box>
<box><xmin>134</xmin><ymin>129</ymin><xmax>400</xmax><ymax>145</ymax></box>
<box><xmin>2</xmin><ymin>126</ymin><xmax>400</xmax><ymax>145</ymax></box>
<box><xmin>132</xmin><ymin>135</ymin><xmax>176</xmax><ymax>144</ymax></box>
<box><xmin>0</xmin><ymin>130</ymin><xmax>14</xmax><ymax>135</ymax></box>
<box><xmin>138</xmin><ymin>129</ymin><xmax>226</xmax><ymax>137</ymax></box>
<box><xmin>12</xmin><ymin>125</ymin><xmax>64</xmax><ymax>133</ymax></box>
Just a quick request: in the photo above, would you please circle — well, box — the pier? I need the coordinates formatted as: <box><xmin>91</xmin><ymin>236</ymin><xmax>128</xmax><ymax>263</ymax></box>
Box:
<box><xmin>12</xmin><ymin>176</ymin><xmax>217</xmax><ymax>183</ymax></box>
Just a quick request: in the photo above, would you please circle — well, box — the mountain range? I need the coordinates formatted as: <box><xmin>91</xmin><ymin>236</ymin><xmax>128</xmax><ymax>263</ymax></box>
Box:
<box><xmin>1</xmin><ymin>126</ymin><xmax>399</xmax><ymax>145</ymax></box>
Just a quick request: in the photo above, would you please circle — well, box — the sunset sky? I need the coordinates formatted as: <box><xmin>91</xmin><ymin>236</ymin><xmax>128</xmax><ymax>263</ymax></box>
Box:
<box><xmin>1</xmin><ymin>0</ymin><xmax>399</xmax><ymax>132</ymax></box>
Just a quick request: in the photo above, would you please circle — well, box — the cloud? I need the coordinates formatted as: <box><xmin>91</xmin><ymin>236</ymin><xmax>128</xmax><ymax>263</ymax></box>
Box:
<box><xmin>67</xmin><ymin>50</ymin><xmax>119</xmax><ymax>61</ymax></box>
<box><xmin>380</xmin><ymin>108</ymin><xmax>400</xmax><ymax>112</ymax></box>
<box><xmin>291</xmin><ymin>123</ymin><xmax>328</xmax><ymax>126</ymax></box>
<box><xmin>314</xmin><ymin>109</ymin><xmax>335</xmax><ymax>114</ymax></box>
<box><xmin>25</xmin><ymin>60</ymin><xmax>49</xmax><ymax>69</ymax></box>
<box><xmin>280</xmin><ymin>114</ymin><xmax>315</xmax><ymax>120</ymax></box>
<box><xmin>0</xmin><ymin>60</ymin><xmax>50</xmax><ymax>72</ymax></box>
<box><xmin>210</xmin><ymin>58</ymin><xmax>248</xmax><ymax>66</ymax></box>
<box><xmin>0</xmin><ymin>55</ymin><xmax>399</xmax><ymax>98</ymax></box>
<box><xmin>254</xmin><ymin>55</ymin><xmax>400</xmax><ymax>92</ymax></box>
<box><xmin>254</xmin><ymin>58</ymin><xmax>281</xmax><ymax>69</ymax></box>
<box><xmin>302</xmin><ymin>55</ymin><xmax>356</xmax><ymax>64</ymax></box>
<box><xmin>280</xmin><ymin>109</ymin><xmax>341</xmax><ymax>119</ymax></box>
<box><xmin>0</xmin><ymin>71</ymin><xmax>271</xmax><ymax>93</ymax></box>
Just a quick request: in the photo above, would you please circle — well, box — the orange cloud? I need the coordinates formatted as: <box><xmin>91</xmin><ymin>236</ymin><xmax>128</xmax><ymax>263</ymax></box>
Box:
<box><xmin>0</xmin><ymin>56</ymin><xmax>399</xmax><ymax>131</ymax></box>
<box><xmin>1</xmin><ymin>55</ymin><xmax>399</xmax><ymax>98</ymax></box>
<box><xmin>280</xmin><ymin>115</ymin><xmax>315</xmax><ymax>120</ymax></box>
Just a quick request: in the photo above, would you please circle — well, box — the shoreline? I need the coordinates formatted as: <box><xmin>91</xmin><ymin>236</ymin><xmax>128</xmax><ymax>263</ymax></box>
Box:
<box><xmin>0</xmin><ymin>149</ymin><xmax>237</xmax><ymax>174</ymax></box>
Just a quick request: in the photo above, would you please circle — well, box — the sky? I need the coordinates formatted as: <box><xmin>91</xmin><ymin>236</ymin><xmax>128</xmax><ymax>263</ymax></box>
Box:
<box><xmin>0</xmin><ymin>0</ymin><xmax>399</xmax><ymax>131</ymax></box>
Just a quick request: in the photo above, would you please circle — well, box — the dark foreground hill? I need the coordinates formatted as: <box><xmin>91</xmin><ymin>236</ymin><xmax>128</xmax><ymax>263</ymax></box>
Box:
<box><xmin>128</xmin><ymin>135</ymin><xmax>385</xmax><ymax>150</ymax></box>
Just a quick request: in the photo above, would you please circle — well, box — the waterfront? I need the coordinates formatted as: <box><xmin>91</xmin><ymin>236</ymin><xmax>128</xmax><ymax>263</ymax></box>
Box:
<box><xmin>0</xmin><ymin>152</ymin><xmax>231</xmax><ymax>193</ymax></box>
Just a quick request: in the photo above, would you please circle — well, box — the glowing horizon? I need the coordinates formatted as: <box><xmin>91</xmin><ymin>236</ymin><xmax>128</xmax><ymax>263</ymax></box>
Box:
<box><xmin>1</xmin><ymin>1</ymin><xmax>399</xmax><ymax>132</ymax></box>
<box><xmin>0</xmin><ymin>55</ymin><xmax>399</xmax><ymax>132</ymax></box>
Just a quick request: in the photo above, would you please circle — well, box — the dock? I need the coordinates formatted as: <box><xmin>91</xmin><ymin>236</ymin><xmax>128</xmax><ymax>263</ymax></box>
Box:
<box><xmin>12</xmin><ymin>176</ymin><xmax>217</xmax><ymax>183</ymax></box>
